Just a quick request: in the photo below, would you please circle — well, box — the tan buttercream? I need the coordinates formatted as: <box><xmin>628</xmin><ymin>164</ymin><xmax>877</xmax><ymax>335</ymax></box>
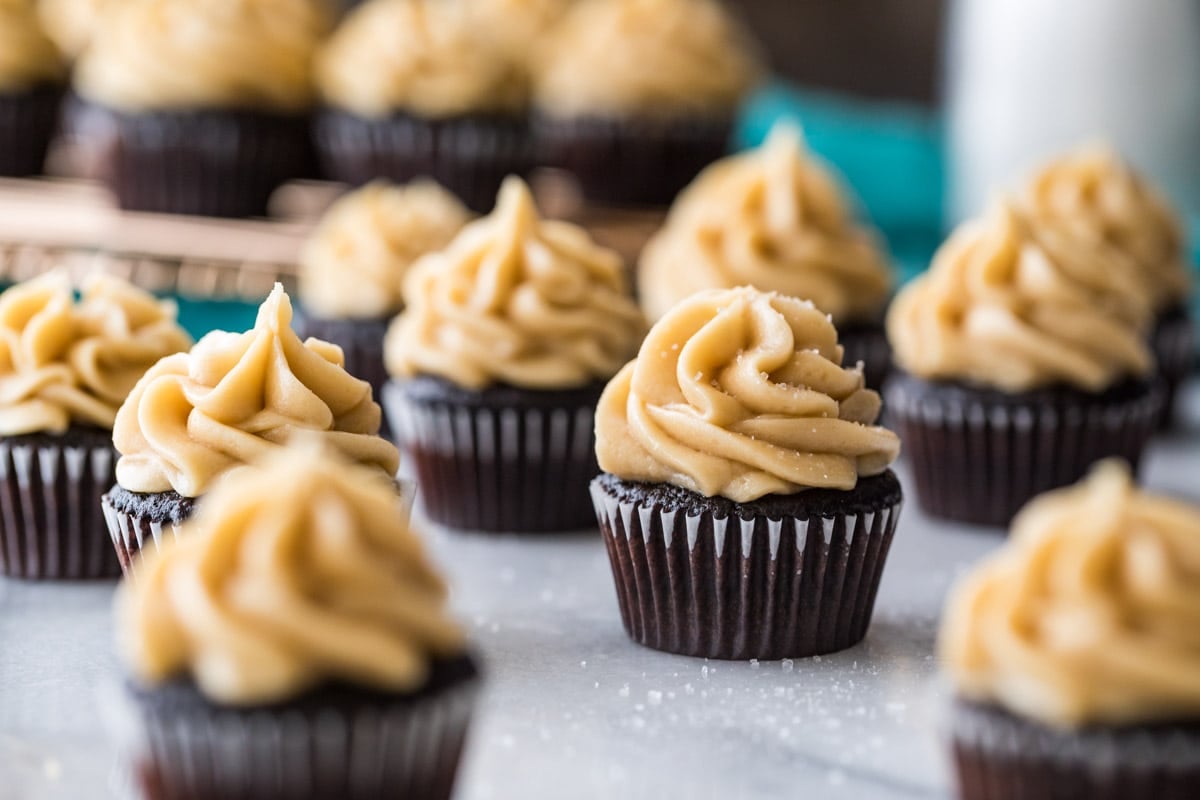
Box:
<box><xmin>887</xmin><ymin>201</ymin><xmax>1154</xmax><ymax>393</ymax></box>
<box><xmin>0</xmin><ymin>0</ymin><xmax>64</xmax><ymax>92</ymax></box>
<box><xmin>472</xmin><ymin>0</ymin><xmax>572</xmax><ymax>60</ymax></box>
<box><xmin>114</xmin><ymin>284</ymin><xmax>398</xmax><ymax>497</ymax></box>
<box><xmin>0</xmin><ymin>272</ymin><xmax>191</xmax><ymax>436</ymax></box>
<box><xmin>596</xmin><ymin>287</ymin><xmax>900</xmax><ymax>501</ymax></box>
<box><xmin>534</xmin><ymin>0</ymin><xmax>762</xmax><ymax>118</ymax></box>
<box><xmin>299</xmin><ymin>181</ymin><xmax>472</xmax><ymax>319</ymax></box>
<box><xmin>38</xmin><ymin>0</ymin><xmax>109</xmax><ymax>60</ymax></box>
<box><xmin>640</xmin><ymin>125</ymin><xmax>892</xmax><ymax>324</ymax></box>
<box><xmin>318</xmin><ymin>0</ymin><xmax>526</xmax><ymax>118</ymax></box>
<box><xmin>940</xmin><ymin>460</ymin><xmax>1200</xmax><ymax>729</ymax></box>
<box><xmin>385</xmin><ymin>177</ymin><xmax>644</xmax><ymax>390</ymax></box>
<box><xmin>1021</xmin><ymin>144</ymin><xmax>1193</xmax><ymax>312</ymax></box>
<box><xmin>75</xmin><ymin>0</ymin><xmax>322</xmax><ymax>112</ymax></box>
<box><xmin>117</xmin><ymin>440</ymin><xmax>464</xmax><ymax>706</ymax></box>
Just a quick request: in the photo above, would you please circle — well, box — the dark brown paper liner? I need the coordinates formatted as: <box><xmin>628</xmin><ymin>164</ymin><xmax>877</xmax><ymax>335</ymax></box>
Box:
<box><xmin>383</xmin><ymin>378</ymin><xmax>602</xmax><ymax>533</ymax></box>
<box><xmin>0</xmin><ymin>85</ymin><xmax>63</xmax><ymax>177</ymax></box>
<box><xmin>1152</xmin><ymin>304</ymin><xmax>1195</xmax><ymax>428</ymax></box>
<box><xmin>292</xmin><ymin>311</ymin><xmax>391</xmax><ymax>437</ymax></box>
<box><xmin>951</xmin><ymin>699</ymin><xmax>1200</xmax><ymax>800</ymax></box>
<box><xmin>101</xmin><ymin>493</ymin><xmax>188</xmax><ymax>576</ymax></box>
<box><xmin>84</xmin><ymin>102</ymin><xmax>316</xmax><ymax>217</ymax></box>
<box><xmin>839</xmin><ymin>321</ymin><xmax>891</xmax><ymax>390</ymax></box>
<box><xmin>884</xmin><ymin>373</ymin><xmax>1163</xmax><ymax>527</ymax></box>
<box><xmin>315</xmin><ymin>109</ymin><xmax>532</xmax><ymax>213</ymax></box>
<box><xmin>532</xmin><ymin>113</ymin><xmax>733</xmax><ymax>208</ymax></box>
<box><xmin>106</xmin><ymin>659</ymin><xmax>480</xmax><ymax>800</ymax></box>
<box><xmin>0</xmin><ymin>434</ymin><xmax>121</xmax><ymax>579</ymax></box>
<box><xmin>590</xmin><ymin>473</ymin><xmax>903</xmax><ymax>660</ymax></box>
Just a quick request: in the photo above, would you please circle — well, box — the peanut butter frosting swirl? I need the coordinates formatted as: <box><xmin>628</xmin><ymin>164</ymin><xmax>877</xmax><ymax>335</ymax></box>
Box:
<box><xmin>640</xmin><ymin>125</ymin><xmax>892</xmax><ymax>324</ymax></box>
<box><xmin>534</xmin><ymin>0</ymin><xmax>762</xmax><ymax>118</ymax></box>
<box><xmin>1021</xmin><ymin>144</ymin><xmax>1193</xmax><ymax>312</ymax></box>
<box><xmin>318</xmin><ymin>0</ymin><xmax>527</xmax><ymax>118</ymax></box>
<box><xmin>940</xmin><ymin>461</ymin><xmax>1200</xmax><ymax>729</ymax></box>
<box><xmin>888</xmin><ymin>201</ymin><xmax>1154</xmax><ymax>393</ymax></box>
<box><xmin>596</xmin><ymin>287</ymin><xmax>900</xmax><ymax>502</ymax></box>
<box><xmin>117</xmin><ymin>440</ymin><xmax>464</xmax><ymax>706</ymax></box>
<box><xmin>0</xmin><ymin>0</ymin><xmax>64</xmax><ymax>92</ymax></box>
<box><xmin>38</xmin><ymin>0</ymin><xmax>109</xmax><ymax>60</ymax></box>
<box><xmin>300</xmin><ymin>181</ymin><xmax>472</xmax><ymax>319</ymax></box>
<box><xmin>75</xmin><ymin>0</ymin><xmax>323</xmax><ymax>112</ymax></box>
<box><xmin>385</xmin><ymin>177</ymin><xmax>645</xmax><ymax>390</ymax></box>
<box><xmin>114</xmin><ymin>284</ymin><xmax>399</xmax><ymax>497</ymax></box>
<box><xmin>0</xmin><ymin>272</ymin><xmax>191</xmax><ymax>436</ymax></box>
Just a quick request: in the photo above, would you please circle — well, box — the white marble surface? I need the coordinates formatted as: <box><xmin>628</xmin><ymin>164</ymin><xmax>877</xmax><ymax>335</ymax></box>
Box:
<box><xmin>1</xmin><ymin>382</ymin><xmax>1197</xmax><ymax>800</ymax></box>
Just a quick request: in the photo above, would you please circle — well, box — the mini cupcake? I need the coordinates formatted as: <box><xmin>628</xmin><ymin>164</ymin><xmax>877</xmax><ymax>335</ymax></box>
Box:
<box><xmin>316</xmin><ymin>0</ymin><xmax>531</xmax><ymax>212</ymax></box>
<box><xmin>73</xmin><ymin>0</ymin><xmax>324</xmax><ymax>217</ymax></box>
<box><xmin>1020</xmin><ymin>144</ymin><xmax>1196</xmax><ymax>427</ymax></box>
<box><xmin>885</xmin><ymin>201</ymin><xmax>1162</xmax><ymax>527</ymax></box>
<box><xmin>102</xmin><ymin>283</ymin><xmax>399</xmax><ymax>572</ymax></box>
<box><xmin>109</xmin><ymin>439</ymin><xmax>479</xmax><ymax>800</ymax></box>
<box><xmin>640</xmin><ymin>124</ymin><xmax>894</xmax><ymax>386</ymax></box>
<box><xmin>294</xmin><ymin>179</ymin><xmax>472</xmax><ymax>418</ymax></box>
<box><xmin>0</xmin><ymin>0</ymin><xmax>65</xmax><ymax>176</ymax></box>
<box><xmin>383</xmin><ymin>177</ymin><xmax>645</xmax><ymax>533</ymax></box>
<box><xmin>0</xmin><ymin>272</ymin><xmax>191</xmax><ymax>579</ymax></box>
<box><xmin>591</xmin><ymin>286</ymin><xmax>903</xmax><ymax>660</ymax></box>
<box><xmin>940</xmin><ymin>461</ymin><xmax>1200</xmax><ymax>800</ymax></box>
<box><xmin>532</xmin><ymin>0</ymin><xmax>763</xmax><ymax>208</ymax></box>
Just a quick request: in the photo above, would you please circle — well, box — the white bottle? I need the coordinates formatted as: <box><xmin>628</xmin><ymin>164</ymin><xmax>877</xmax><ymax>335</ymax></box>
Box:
<box><xmin>945</xmin><ymin>0</ymin><xmax>1200</xmax><ymax>227</ymax></box>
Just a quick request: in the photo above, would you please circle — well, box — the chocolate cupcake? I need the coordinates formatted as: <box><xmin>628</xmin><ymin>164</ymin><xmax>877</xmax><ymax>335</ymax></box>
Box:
<box><xmin>592</xmin><ymin>287</ymin><xmax>903</xmax><ymax>660</ymax></box>
<box><xmin>383</xmin><ymin>177</ymin><xmax>645</xmax><ymax>533</ymax></box>
<box><xmin>0</xmin><ymin>2</ymin><xmax>65</xmax><ymax>176</ymax></box>
<box><xmin>0</xmin><ymin>272</ymin><xmax>191</xmax><ymax>579</ymax></box>
<box><xmin>640</xmin><ymin>123</ymin><xmax>895</xmax><ymax>387</ymax></box>
<box><xmin>103</xmin><ymin>284</ymin><xmax>399</xmax><ymax>573</ymax></box>
<box><xmin>294</xmin><ymin>180</ymin><xmax>471</xmax><ymax>430</ymax></box>
<box><xmin>940</xmin><ymin>461</ymin><xmax>1200</xmax><ymax>800</ymax></box>
<box><xmin>315</xmin><ymin>0</ymin><xmax>532</xmax><ymax>213</ymax></box>
<box><xmin>531</xmin><ymin>0</ymin><xmax>762</xmax><ymax>208</ymax></box>
<box><xmin>1019</xmin><ymin>144</ymin><xmax>1196</xmax><ymax>428</ymax></box>
<box><xmin>72</xmin><ymin>0</ymin><xmax>324</xmax><ymax>217</ymax></box>
<box><xmin>108</xmin><ymin>440</ymin><xmax>479</xmax><ymax>800</ymax></box>
<box><xmin>885</xmin><ymin>201</ymin><xmax>1162</xmax><ymax>527</ymax></box>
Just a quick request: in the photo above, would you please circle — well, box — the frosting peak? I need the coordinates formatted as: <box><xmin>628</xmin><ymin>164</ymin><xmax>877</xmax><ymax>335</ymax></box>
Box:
<box><xmin>940</xmin><ymin>461</ymin><xmax>1200</xmax><ymax>728</ymax></box>
<box><xmin>299</xmin><ymin>181</ymin><xmax>472</xmax><ymax>319</ymax></box>
<box><xmin>534</xmin><ymin>0</ymin><xmax>762</xmax><ymax>118</ymax></box>
<box><xmin>385</xmin><ymin>177</ymin><xmax>645</xmax><ymax>390</ymax></box>
<box><xmin>0</xmin><ymin>272</ymin><xmax>191</xmax><ymax>435</ymax></box>
<box><xmin>596</xmin><ymin>287</ymin><xmax>900</xmax><ymax>501</ymax></box>
<box><xmin>887</xmin><ymin>201</ymin><xmax>1154</xmax><ymax>392</ymax></box>
<box><xmin>114</xmin><ymin>284</ymin><xmax>399</xmax><ymax>497</ymax></box>
<box><xmin>640</xmin><ymin>124</ymin><xmax>893</xmax><ymax>323</ymax></box>
<box><xmin>117</xmin><ymin>440</ymin><xmax>464</xmax><ymax>706</ymax></box>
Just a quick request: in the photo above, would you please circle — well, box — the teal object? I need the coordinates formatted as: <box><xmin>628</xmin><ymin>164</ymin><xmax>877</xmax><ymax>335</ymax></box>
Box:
<box><xmin>173</xmin><ymin>296</ymin><xmax>259</xmax><ymax>341</ymax></box>
<box><xmin>737</xmin><ymin>82</ymin><xmax>945</xmax><ymax>282</ymax></box>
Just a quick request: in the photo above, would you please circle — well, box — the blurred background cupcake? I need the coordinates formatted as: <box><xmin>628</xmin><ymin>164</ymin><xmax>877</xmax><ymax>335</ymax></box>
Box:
<box><xmin>639</xmin><ymin>122</ymin><xmax>894</xmax><ymax>386</ymax></box>
<box><xmin>316</xmin><ymin>0</ymin><xmax>531</xmax><ymax>213</ymax></box>
<box><xmin>294</xmin><ymin>179</ymin><xmax>472</xmax><ymax>430</ymax></box>
<box><xmin>0</xmin><ymin>0</ymin><xmax>65</xmax><ymax>177</ymax></box>
<box><xmin>72</xmin><ymin>0</ymin><xmax>325</xmax><ymax>217</ymax></box>
<box><xmin>531</xmin><ymin>0</ymin><xmax>763</xmax><ymax>208</ymax></box>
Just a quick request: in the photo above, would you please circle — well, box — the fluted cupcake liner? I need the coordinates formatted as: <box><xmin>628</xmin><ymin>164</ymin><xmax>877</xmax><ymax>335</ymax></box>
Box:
<box><xmin>105</xmin><ymin>658</ymin><xmax>480</xmax><ymax>800</ymax></box>
<box><xmin>292</xmin><ymin>311</ymin><xmax>391</xmax><ymax>438</ymax></box>
<box><xmin>383</xmin><ymin>379</ymin><xmax>601</xmax><ymax>533</ymax></box>
<box><xmin>315</xmin><ymin>110</ymin><xmax>532</xmax><ymax>213</ymax></box>
<box><xmin>884</xmin><ymin>373</ymin><xmax>1164</xmax><ymax>527</ymax></box>
<box><xmin>950</xmin><ymin>698</ymin><xmax>1200</xmax><ymax>800</ymax></box>
<box><xmin>0</xmin><ymin>85</ymin><xmax>63</xmax><ymax>177</ymax></box>
<box><xmin>1152</xmin><ymin>304</ymin><xmax>1196</xmax><ymax>428</ymax></box>
<box><xmin>83</xmin><ymin>102</ymin><xmax>315</xmax><ymax>217</ymax></box>
<box><xmin>532</xmin><ymin>113</ymin><xmax>733</xmax><ymax>208</ymax></box>
<box><xmin>590</xmin><ymin>472</ymin><xmax>903</xmax><ymax>660</ymax></box>
<box><xmin>838</xmin><ymin>321</ymin><xmax>891</xmax><ymax>391</ymax></box>
<box><xmin>0</xmin><ymin>433</ymin><xmax>121</xmax><ymax>579</ymax></box>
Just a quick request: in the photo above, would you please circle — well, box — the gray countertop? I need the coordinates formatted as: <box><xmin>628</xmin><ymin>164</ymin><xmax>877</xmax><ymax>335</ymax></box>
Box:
<box><xmin>2</xmin><ymin>381</ymin><xmax>1197</xmax><ymax>800</ymax></box>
